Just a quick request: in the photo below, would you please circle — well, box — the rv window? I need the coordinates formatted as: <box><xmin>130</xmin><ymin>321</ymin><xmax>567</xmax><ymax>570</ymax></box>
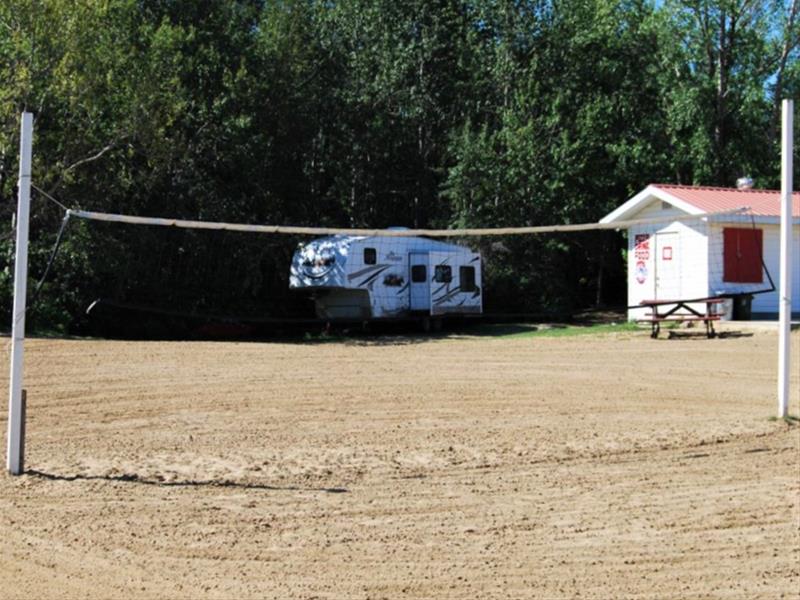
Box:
<box><xmin>411</xmin><ymin>265</ymin><xmax>426</xmax><ymax>283</ymax></box>
<box><xmin>364</xmin><ymin>248</ymin><xmax>377</xmax><ymax>265</ymax></box>
<box><xmin>383</xmin><ymin>274</ymin><xmax>404</xmax><ymax>287</ymax></box>
<box><xmin>434</xmin><ymin>265</ymin><xmax>452</xmax><ymax>283</ymax></box>
<box><xmin>460</xmin><ymin>266</ymin><xmax>476</xmax><ymax>292</ymax></box>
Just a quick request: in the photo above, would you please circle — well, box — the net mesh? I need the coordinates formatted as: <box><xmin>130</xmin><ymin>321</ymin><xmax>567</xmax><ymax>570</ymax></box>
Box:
<box><xmin>16</xmin><ymin>205</ymin><xmax>776</xmax><ymax>337</ymax></box>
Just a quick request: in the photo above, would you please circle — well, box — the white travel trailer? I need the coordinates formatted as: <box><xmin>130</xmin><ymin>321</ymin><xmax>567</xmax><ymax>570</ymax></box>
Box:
<box><xmin>289</xmin><ymin>230</ymin><xmax>482</xmax><ymax>319</ymax></box>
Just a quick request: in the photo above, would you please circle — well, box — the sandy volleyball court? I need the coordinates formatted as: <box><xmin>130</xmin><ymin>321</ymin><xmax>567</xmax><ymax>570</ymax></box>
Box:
<box><xmin>1</xmin><ymin>325</ymin><xmax>798</xmax><ymax>599</ymax></box>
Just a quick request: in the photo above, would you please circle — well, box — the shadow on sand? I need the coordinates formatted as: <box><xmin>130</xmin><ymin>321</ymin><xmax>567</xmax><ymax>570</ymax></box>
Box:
<box><xmin>664</xmin><ymin>330</ymin><xmax>755</xmax><ymax>340</ymax></box>
<box><xmin>25</xmin><ymin>469</ymin><xmax>348</xmax><ymax>494</ymax></box>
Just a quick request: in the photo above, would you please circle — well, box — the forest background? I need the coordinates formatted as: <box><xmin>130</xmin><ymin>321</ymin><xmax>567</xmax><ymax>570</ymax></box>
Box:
<box><xmin>1</xmin><ymin>0</ymin><xmax>798</xmax><ymax>333</ymax></box>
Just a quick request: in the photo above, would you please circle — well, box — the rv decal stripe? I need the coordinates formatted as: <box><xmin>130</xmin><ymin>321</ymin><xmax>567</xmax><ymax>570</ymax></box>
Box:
<box><xmin>347</xmin><ymin>264</ymin><xmax>387</xmax><ymax>281</ymax></box>
<box><xmin>433</xmin><ymin>283</ymin><xmax>481</xmax><ymax>305</ymax></box>
<box><xmin>432</xmin><ymin>291</ymin><xmax>451</xmax><ymax>303</ymax></box>
<box><xmin>396</xmin><ymin>282</ymin><xmax>410</xmax><ymax>295</ymax></box>
<box><xmin>357</xmin><ymin>266</ymin><xmax>391</xmax><ymax>287</ymax></box>
<box><xmin>432</xmin><ymin>288</ymin><xmax>462</xmax><ymax>304</ymax></box>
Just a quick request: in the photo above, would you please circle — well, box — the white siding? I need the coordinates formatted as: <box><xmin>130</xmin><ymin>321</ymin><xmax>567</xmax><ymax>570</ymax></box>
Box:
<box><xmin>707</xmin><ymin>223</ymin><xmax>800</xmax><ymax>314</ymax></box>
<box><xmin>614</xmin><ymin>192</ymin><xmax>800</xmax><ymax>319</ymax></box>
<box><xmin>625</xmin><ymin>200</ymin><xmax>710</xmax><ymax>320</ymax></box>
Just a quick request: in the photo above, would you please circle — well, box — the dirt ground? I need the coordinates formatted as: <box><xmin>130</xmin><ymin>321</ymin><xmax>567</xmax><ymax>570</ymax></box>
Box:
<box><xmin>0</xmin><ymin>324</ymin><xmax>798</xmax><ymax>599</ymax></box>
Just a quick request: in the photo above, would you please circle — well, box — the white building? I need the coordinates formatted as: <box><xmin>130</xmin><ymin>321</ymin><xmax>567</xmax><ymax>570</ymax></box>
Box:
<box><xmin>600</xmin><ymin>184</ymin><xmax>800</xmax><ymax>320</ymax></box>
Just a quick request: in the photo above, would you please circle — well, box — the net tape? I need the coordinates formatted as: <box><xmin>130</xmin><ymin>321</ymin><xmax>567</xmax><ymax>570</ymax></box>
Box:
<box><xmin>67</xmin><ymin>207</ymin><xmax>751</xmax><ymax>237</ymax></box>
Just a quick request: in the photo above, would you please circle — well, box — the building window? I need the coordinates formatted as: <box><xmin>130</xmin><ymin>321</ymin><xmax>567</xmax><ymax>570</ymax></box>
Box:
<box><xmin>723</xmin><ymin>228</ymin><xmax>763</xmax><ymax>283</ymax></box>
<box><xmin>460</xmin><ymin>266</ymin><xmax>476</xmax><ymax>292</ymax></box>
<box><xmin>364</xmin><ymin>247</ymin><xmax>376</xmax><ymax>265</ymax></box>
<box><xmin>411</xmin><ymin>265</ymin><xmax>427</xmax><ymax>283</ymax></box>
<box><xmin>434</xmin><ymin>265</ymin><xmax>452</xmax><ymax>283</ymax></box>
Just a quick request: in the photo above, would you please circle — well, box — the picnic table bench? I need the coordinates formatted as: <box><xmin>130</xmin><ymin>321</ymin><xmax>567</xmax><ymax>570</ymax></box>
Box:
<box><xmin>638</xmin><ymin>297</ymin><xmax>726</xmax><ymax>339</ymax></box>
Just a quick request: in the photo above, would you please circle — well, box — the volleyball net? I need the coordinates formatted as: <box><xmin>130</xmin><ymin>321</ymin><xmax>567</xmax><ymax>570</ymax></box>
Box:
<box><xmin>6</xmin><ymin>200</ymin><xmax>772</xmax><ymax>339</ymax></box>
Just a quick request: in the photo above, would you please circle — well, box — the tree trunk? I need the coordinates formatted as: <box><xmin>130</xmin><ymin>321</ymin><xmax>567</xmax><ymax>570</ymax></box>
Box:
<box><xmin>595</xmin><ymin>262</ymin><xmax>604</xmax><ymax>307</ymax></box>
<box><xmin>714</xmin><ymin>9</ymin><xmax>728</xmax><ymax>185</ymax></box>
<box><xmin>771</xmin><ymin>0</ymin><xmax>799</xmax><ymax>144</ymax></box>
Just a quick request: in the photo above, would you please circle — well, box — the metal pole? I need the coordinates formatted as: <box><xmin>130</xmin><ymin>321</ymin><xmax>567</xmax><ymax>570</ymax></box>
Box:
<box><xmin>778</xmin><ymin>99</ymin><xmax>793</xmax><ymax>419</ymax></box>
<box><xmin>7</xmin><ymin>112</ymin><xmax>33</xmax><ymax>475</ymax></box>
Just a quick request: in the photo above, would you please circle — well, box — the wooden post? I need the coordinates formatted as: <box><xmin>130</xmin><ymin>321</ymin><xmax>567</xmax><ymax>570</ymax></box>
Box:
<box><xmin>19</xmin><ymin>390</ymin><xmax>26</xmax><ymax>473</ymax></box>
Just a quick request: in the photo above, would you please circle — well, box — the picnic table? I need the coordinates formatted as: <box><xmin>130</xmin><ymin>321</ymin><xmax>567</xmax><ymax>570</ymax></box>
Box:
<box><xmin>638</xmin><ymin>297</ymin><xmax>726</xmax><ymax>339</ymax></box>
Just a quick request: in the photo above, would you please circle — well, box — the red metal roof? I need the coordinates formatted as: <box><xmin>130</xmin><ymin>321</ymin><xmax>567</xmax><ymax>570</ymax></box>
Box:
<box><xmin>652</xmin><ymin>184</ymin><xmax>800</xmax><ymax>217</ymax></box>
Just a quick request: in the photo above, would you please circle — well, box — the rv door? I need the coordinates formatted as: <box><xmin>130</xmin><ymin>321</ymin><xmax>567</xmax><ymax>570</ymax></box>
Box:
<box><xmin>408</xmin><ymin>252</ymin><xmax>430</xmax><ymax>312</ymax></box>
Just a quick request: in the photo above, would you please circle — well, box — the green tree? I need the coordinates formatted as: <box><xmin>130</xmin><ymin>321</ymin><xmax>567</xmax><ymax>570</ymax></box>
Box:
<box><xmin>657</xmin><ymin>0</ymin><xmax>799</xmax><ymax>186</ymax></box>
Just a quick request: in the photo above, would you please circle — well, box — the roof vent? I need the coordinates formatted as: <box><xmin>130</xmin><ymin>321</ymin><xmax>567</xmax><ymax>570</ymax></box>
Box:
<box><xmin>736</xmin><ymin>176</ymin><xmax>754</xmax><ymax>190</ymax></box>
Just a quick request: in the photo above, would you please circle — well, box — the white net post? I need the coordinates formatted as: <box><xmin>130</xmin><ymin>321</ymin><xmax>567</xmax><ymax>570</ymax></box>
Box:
<box><xmin>7</xmin><ymin>112</ymin><xmax>33</xmax><ymax>475</ymax></box>
<box><xmin>778</xmin><ymin>99</ymin><xmax>793</xmax><ymax>419</ymax></box>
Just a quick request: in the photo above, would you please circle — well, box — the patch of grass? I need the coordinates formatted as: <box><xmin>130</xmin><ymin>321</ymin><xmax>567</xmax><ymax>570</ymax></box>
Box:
<box><xmin>767</xmin><ymin>415</ymin><xmax>800</xmax><ymax>426</ymax></box>
<box><xmin>30</xmin><ymin>330</ymin><xmax>99</xmax><ymax>341</ymax></box>
<box><xmin>499</xmin><ymin>321</ymin><xmax>642</xmax><ymax>339</ymax></box>
<box><xmin>301</xmin><ymin>330</ymin><xmax>348</xmax><ymax>343</ymax></box>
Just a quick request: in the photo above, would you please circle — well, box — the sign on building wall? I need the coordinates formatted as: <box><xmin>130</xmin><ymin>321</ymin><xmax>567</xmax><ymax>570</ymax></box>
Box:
<box><xmin>634</xmin><ymin>233</ymin><xmax>650</xmax><ymax>284</ymax></box>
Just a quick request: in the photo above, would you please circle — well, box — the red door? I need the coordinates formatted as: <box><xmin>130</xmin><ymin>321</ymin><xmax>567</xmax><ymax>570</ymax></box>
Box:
<box><xmin>723</xmin><ymin>228</ymin><xmax>763</xmax><ymax>283</ymax></box>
